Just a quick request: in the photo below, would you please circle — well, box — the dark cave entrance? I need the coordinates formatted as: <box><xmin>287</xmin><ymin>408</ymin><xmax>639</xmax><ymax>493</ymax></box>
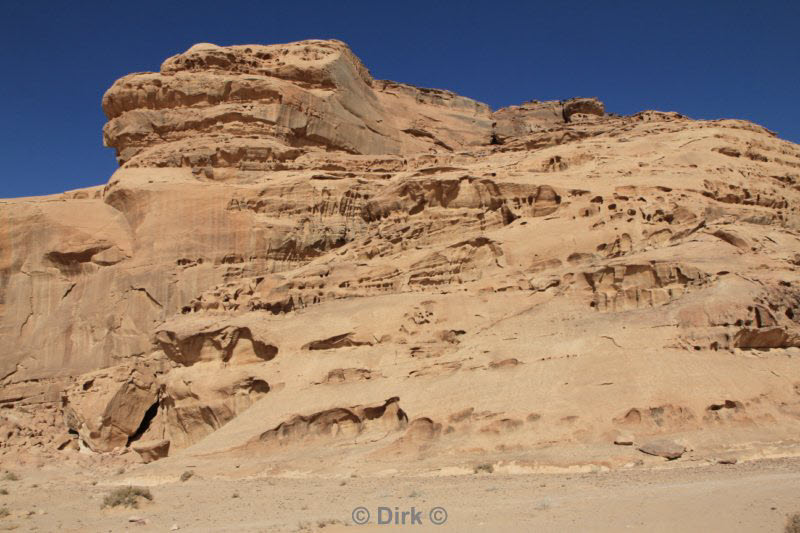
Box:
<box><xmin>126</xmin><ymin>400</ymin><xmax>159</xmax><ymax>446</ymax></box>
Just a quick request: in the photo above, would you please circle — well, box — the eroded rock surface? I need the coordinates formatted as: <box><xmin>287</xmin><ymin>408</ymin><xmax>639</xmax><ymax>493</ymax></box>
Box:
<box><xmin>2</xmin><ymin>39</ymin><xmax>800</xmax><ymax>469</ymax></box>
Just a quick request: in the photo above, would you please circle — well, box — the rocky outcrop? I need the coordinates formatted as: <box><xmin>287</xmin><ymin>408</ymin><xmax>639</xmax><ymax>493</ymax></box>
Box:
<box><xmin>3</xmin><ymin>39</ymin><xmax>800</xmax><ymax>469</ymax></box>
<box><xmin>491</xmin><ymin>97</ymin><xmax>604</xmax><ymax>142</ymax></box>
<box><xmin>102</xmin><ymin>40</ymin><xmax>492</xmax><ymax>169</ymax></box>
<box><xmin>62</xmin><ymin>364</ymin><xmax>159</xmax><ymax>452</ymax></box>
<box><xmin>583</xmin><ymin>262</ymin><xmax>710</xmax><ymax>312</ymax></box>
<box><xmin>156</xmin><ymin>365</ymin><xmax>271</xmax><ymax>449</ymax></box>
<box><xmin>562</xmin><ymin>97</ymin><xmax>605</xmax><ymax>122</ymax></box>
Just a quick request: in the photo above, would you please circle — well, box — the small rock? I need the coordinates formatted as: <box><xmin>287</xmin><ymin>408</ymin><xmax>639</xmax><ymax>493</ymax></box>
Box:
<box><xmin>638</xmin><ymin>439</ymin><xmax>685</xmax><ymax>460</ymax></box>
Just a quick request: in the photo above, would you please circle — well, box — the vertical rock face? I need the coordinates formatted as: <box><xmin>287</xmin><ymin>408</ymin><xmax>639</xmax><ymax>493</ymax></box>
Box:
<box><xmin>0</xmin><ymin>189</ymin><xmax>147</xmax><ymax>383</ymax></box>
<box><xmin>2</xmin><ymin>39</ymin><xmax>800</xmax><ymax>468</ymax></box>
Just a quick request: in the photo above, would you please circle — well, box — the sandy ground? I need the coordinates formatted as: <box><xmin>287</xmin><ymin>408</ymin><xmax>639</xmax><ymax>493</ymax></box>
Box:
<box><xmin>2</xmin><ymin>457</ymin><xmax>800</xmax><ymax>532</ymax></box>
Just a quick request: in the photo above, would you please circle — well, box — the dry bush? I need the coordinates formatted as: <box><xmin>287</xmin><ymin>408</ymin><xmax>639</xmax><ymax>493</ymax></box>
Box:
<box><xmin>473</xmin><ymin>463</ymin><xmax>494</xmax><ymax>474</ymax></box>
<box><xmin>102</xmin><ymin>486</ymin><xmax>153</xmax><ymax>509</ymax></box>
<box><xmin>786</xmin><ymin>513</ymin><xmax>800</xmax><ymax>533</ymax></box>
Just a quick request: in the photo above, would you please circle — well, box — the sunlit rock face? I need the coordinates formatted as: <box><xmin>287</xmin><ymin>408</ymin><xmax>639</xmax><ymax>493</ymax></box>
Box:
<box><xmin>2</xmin><ymin>40</ymin><xmax>800</xmax><ymax>467</ymax></box>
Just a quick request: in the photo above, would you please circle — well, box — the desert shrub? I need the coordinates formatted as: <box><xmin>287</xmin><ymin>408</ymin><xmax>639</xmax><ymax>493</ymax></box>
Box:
<box><xmin>180</xmin><ymin>470</ymin><xmax>194</xmax><ymax>482</ymax></box>
<box><xmin>102</xmin><ymin>486</ymin><xmax>153</xmax><ymax>509</ymax></box>
<box><xmin>534</xmin><ymin>497</ymin><xmax>552</xmax><ymax>511</ymax></box>
<box><xmin>786</xmin><ymin>513</ymin><xmax>800</xmax><ymax>533</ymax></box>
<box><xmin>473</xmin><ymin>463</ymin><xmax>494</xmax><ymax>474</ymax></box>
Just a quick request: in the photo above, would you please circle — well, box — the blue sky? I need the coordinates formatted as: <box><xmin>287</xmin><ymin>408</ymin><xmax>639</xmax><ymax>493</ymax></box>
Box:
<box><xmin>1</xmin><ymin>0</ymin><xmax>798</xmax><ymax>198</ymax></box>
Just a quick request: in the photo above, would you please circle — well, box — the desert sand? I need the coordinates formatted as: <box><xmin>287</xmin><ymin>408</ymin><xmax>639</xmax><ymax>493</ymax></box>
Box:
<box><xmin>2</xmin><ymin>457</ymin><xmax>800</xmax><ymax>531</ymax></box>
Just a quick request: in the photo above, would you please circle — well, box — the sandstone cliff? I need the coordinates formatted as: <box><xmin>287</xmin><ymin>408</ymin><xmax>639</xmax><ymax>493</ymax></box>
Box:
<box><xmin>2</xmin><ymin>40</ymin><xmax>800</xmax><ymax>470</ymax></box>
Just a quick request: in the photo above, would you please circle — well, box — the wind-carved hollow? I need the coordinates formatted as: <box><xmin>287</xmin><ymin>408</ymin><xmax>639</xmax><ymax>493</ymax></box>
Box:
<box><xmin>156</xmin><ymin>326</ymin><xmax>278</xmax><ymax>366</ymax></box>
<box><xmin>257</xmin><ymin>397</ymin><xmax>408</xmax><ymax>447</ymax></box>
<box><xmin>44</xmin><ymin>245</ymin><xmax>113</xmax><ymax>275</ymax></box>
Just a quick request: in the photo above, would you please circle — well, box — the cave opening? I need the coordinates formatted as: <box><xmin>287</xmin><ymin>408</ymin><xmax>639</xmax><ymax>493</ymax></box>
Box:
<box><xmin>127</xmin><ymin>400</ymin><xmax>160</xmax><ymax>446</ymax></box>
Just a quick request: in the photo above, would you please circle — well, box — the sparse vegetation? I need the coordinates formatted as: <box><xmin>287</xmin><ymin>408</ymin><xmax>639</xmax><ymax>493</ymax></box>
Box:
<box><xmin>180</xmin><ymin>470</ymin><xmax>194</xmax><ymax>482</ymax></box>
<box><xmin>2</xmin><ymin>472</ymin><xmax>19</xmax><ymax>482</ymax></box>
<box><xmin>102</xmin><ymin>486</ymin><xmax>153</xmax><ymax>509</ymax></box>
<box><xmin>473</xmin><ymin>463</ymin><xmax>494</xmax><ymax>474</ymax></box>
<box><xmin>786</xmin><ymin>513</ymin><xmax>800</xmax><ymax>533</ymax></box>
<box><xmin>534</xmin><ymin>498</ymin><xmax>552</xmax><ymax>511</ymax></box>
<box><xmin>295</xmin><ymin>518</ymin><xmax>342</xmax><ymax>531</ymax></box>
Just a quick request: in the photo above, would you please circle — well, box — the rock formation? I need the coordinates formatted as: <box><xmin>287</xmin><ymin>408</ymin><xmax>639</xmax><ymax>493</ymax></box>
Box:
<box><xmin>2</xmin><ymin>39</ymin><xmax>800</xmax><ymax>470</ymax></box>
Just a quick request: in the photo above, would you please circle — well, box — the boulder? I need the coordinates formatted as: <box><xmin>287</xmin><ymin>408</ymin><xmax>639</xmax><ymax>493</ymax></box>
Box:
<box><xmin>638</xmin><ymin>439</ymin><xmax>685</xmax><ymax>460</ymax></box>
<box><xmin>131</xmin><ymin>439</ymin><xmax>170</xmax><ymax>463</ymax></box>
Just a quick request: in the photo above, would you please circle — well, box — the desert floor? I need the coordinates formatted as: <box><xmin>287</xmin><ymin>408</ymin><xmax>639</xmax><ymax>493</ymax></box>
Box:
<box><xmin>2</xmin><ymin>456</ymin><xmax>800</xmax><ymax>532</ymax></box>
